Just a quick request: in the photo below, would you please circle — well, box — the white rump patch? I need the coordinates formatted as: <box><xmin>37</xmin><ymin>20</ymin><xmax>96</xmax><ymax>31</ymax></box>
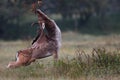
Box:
<box><xmin>16</xmin><ymin>52</ymin><xmax>19</xmax><ymax>62</ymax></box>
<box><xmin>42</xmin><ymin>22</ymin><xmax>45</xmax><ymax>29</ymax></box>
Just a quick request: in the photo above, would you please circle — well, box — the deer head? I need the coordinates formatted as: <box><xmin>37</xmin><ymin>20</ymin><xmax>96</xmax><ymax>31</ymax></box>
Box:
<box><xmin>7</xmin><ymin>49</ymin><xmax>33</xmax><ymax>68</ymax></box>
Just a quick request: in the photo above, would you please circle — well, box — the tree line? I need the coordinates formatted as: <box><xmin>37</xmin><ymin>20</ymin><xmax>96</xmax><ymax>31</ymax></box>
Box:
<box><xmin>0</xmin><ymin>0</ymin><xmax>120</xmax><ymax>40</ymax></box>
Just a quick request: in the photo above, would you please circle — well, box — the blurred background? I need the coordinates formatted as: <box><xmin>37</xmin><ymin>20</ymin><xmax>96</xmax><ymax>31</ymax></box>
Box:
<box><xmin>0</xmin><ymin>0</ymin><xmax>120</xmax><ymax>40</ymax></box>
<box><xmin>0</xmin><ymin>1</ymin><xmax>120</xmax><ymax>79</ymax></box>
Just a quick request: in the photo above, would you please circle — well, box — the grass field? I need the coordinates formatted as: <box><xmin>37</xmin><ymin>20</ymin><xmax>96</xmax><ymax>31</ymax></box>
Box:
<box><xmin>0</xmin><ymin>32</ymin><xmax>120</xmax><ymax>80</ymax></box>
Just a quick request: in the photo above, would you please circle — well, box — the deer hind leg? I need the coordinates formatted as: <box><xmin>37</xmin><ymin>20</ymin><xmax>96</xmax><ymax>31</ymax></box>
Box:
<box><xmin>36</xmin><ymin>9</ymin><xmax>50</xmax><ymax>21</ymax></box>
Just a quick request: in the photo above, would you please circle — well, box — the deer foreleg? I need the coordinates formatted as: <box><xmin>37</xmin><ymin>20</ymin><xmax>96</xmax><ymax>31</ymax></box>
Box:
<box><xmin>53</xmin><ymin>51</ymin><xmax>58</xmax><ymax>61</ymax></box>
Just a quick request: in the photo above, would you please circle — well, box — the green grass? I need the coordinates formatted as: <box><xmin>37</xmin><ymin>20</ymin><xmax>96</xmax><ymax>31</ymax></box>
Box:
<box><xmin>0</xmin><ymin>32</ymin><xmax>120</xmax><ymax>80</ymax></box>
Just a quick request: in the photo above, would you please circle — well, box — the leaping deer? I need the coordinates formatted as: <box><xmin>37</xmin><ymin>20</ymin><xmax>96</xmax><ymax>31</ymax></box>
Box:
<box><xmin>7</xmin><ymin>9</ymin><xmax>61</xmax><ymax>68</ymax></box>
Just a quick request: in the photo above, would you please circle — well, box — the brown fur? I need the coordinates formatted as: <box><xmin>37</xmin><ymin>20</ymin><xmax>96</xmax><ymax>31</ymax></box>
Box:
<box><xmin>7</xmin><ymin>9</ymin><xmax>61</xmax><ymax>68</ymax></box>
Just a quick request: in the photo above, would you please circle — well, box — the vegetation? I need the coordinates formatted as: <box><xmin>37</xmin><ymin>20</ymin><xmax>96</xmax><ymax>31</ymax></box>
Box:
<box><xmin>0</xmin><ymin>0</ymin><xmax>120</xmax><ymax>39</ymax></box>
<box><xmin>1</xmin><ymin>47</ymin><xmax>120</xmax><ymax>80</ymax></box>
<box><xmin>0</xmin><ymin>33</ymin><xmax>120</xmax><ymax>80</ymax></box>
<box><xmin>0</xmin><ymin>0</ymin><xmax>120</xmax><ymax>79</ymax></box>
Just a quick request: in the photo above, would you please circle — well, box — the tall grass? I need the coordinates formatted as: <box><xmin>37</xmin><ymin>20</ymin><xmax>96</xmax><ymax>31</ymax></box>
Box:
<box><xmin>1</xmin><ymin>48</ymin><xmax>120</xmax><ymax>80</ymax></box>
<box><xmin>53</xmin><ymin>48</ymin><xmax>120</xmax><ymax>79</ymax></box>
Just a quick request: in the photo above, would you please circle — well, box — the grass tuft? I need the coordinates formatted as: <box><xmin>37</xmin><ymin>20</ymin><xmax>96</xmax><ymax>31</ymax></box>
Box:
<box><xmin>52</xmin><ymin>48</ymin><xmax>120</xmax><ymax>78</ymax></box>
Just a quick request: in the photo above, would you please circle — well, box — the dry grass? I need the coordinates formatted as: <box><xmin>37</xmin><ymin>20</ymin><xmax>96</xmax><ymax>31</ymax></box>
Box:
<box><xmin>0</xmin><ymin>32</ymin><xmax>120</xmax><ymax>80</ymax></box>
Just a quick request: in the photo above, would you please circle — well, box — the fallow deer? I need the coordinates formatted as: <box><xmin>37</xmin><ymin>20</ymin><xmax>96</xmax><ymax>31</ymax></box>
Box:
<box><xmin>7</xmin><ymin>9</ymin><xmax>61</xmax><ymax>68</ymax></box>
